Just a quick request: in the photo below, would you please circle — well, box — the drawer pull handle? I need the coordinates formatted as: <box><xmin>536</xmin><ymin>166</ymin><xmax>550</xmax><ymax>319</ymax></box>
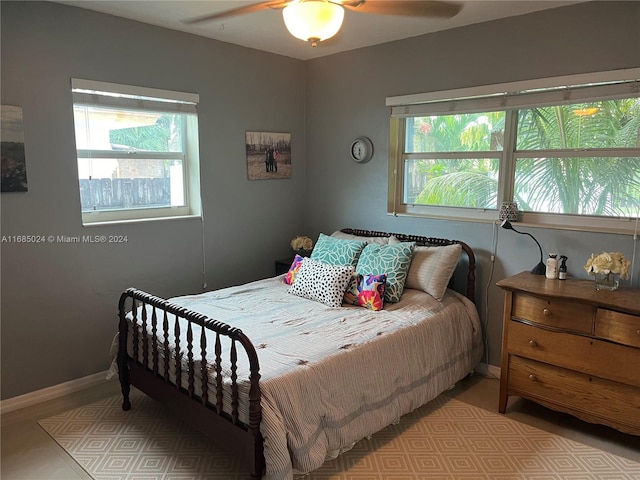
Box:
<box><xmin>529</xmin><ymin>340</ymin><xmax>538</xmax><ymax>348</ymax></box>
<box><xmin>542</xmin><ymin>308</ymin><xmax>552</xmax><ymax>317</ymax></box>
<box><xmin>636</xmin><ymin>329</ymin><xmax>640</xmax><ymax>336</ymax></box>
<box><xmin>529</xmin><ymin>374</ymin><xmax>538</xmax><ymax>382</ymax></box>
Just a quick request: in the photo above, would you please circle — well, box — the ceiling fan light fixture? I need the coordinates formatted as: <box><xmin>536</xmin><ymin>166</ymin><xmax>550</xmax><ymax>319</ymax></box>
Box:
<box><xmin>282</xmin><ymin>0</ymin><xmax>345</xmax><ymax>46</ymax></box>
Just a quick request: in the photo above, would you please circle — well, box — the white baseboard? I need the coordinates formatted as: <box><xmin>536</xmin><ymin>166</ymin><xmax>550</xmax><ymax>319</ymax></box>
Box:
<box><xmin>1</xmin><ymin>370</ymin><xmax>114</xmax><ymax>414</ymax></box>
<box><xmin>1</xmin><ymin>363</ymin><xmax>502</xmax><ymax>415</ymax></box>
<box><xmin>475</xmin><ymin>362</ymin><xmax>501</xmax><ymax>380</ymax></box>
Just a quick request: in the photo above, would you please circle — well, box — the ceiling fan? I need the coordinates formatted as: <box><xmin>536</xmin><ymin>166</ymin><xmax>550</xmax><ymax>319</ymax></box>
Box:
<box><xmin>183</xmin><ymin>1</ymin><xmax>463</xmax><ymax>47</ymax></box>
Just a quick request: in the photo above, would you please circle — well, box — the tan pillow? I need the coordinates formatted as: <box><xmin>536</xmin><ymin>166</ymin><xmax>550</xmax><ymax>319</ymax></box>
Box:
<box><xmin>405</xmin><ymin>243</ymin><xmax>462</xmax><ymax>301</ymax></box>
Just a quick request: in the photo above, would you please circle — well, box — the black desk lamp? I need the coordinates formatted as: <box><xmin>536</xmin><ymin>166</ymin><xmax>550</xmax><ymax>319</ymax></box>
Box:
<box><xmin>500</xmin><ymin>219</ymin><xmax>546</xmax><ymax>275</ymax></box>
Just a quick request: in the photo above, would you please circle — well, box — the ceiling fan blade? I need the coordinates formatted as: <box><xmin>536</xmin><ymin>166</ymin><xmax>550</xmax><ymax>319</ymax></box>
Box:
<box><xmin>342</xmin><ymin>1</ymin><xmax>462</xmax><ymax>18</ymax></box>
<box><xmin>182</xmin><ymin>1</ymin><xmax>289</xmax><ymax>25</ymax></box>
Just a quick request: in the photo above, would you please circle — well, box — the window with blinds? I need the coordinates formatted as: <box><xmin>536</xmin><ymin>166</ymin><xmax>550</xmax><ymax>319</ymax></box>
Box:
<box><xmin>387</xmin><ymin>69</ymin><xmax>640</xmax><ymax>232</ymax></box>
<box><xmin>71</xmin><ymin>79</ymin><xmax>201</xmax><ymax>225</ymax></box>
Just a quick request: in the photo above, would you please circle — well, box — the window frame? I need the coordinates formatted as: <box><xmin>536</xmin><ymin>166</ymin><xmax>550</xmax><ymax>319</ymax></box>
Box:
<box><xmin>71</xmin><ymin>79</ymin><xmax>201</xmax><ymax>226</ymax></box>
<box><xmin>387</xmin><ymin>69</ymin><xmax>640</xmax><ymax>234</ymax></box>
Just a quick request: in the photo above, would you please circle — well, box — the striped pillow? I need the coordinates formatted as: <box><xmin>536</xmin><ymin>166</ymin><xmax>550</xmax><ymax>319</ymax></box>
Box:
<box><xmin>405</xmin><ymin>244</ymin><xmax>462</xmax><ymax>301</ymax></box>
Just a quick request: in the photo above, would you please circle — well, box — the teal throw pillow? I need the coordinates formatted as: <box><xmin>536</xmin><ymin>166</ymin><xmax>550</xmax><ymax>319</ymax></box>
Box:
<box><xmin>311</xmin><ymin>233</ymin><xmax>366</xmax><ymax>267</ymax></box>
<box><xmin>356</xmin><ymin>242</ymin><xmax>415</xmax><ymax>303</ymax></box>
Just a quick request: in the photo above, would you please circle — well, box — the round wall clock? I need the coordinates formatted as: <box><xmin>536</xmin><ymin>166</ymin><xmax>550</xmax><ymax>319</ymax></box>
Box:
<box><xmin>350</xmin><ymin>136</ymin><xmax>374</xmax><ymax>163</ymax></box>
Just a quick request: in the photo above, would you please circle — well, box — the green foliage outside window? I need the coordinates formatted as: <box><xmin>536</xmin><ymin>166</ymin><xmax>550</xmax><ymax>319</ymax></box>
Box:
<box><xmin>403</xmin><ymin>98</ymin><xmax>640</xmax><ymax>217</ymax></box>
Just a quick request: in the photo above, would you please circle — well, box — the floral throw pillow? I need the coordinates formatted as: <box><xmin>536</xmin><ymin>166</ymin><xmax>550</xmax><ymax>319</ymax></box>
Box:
<box><xmin>355</xmin><ymin>242</ymin><xmax>415</xmax><ymax>303</ymax></box>
<box><xmin>343</xmin><ymin>273</ymin><xmax>387</xmax><ymax>311</ymax></box>
<box><xmin>282</xmin><ymin>254</ymin><xmax>304</xmax><ymax>285</ymax></box>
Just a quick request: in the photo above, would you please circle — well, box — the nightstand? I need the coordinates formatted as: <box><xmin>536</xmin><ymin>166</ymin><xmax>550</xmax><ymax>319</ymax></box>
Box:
<box><xmin>275</xmin><ymin>257</ymin><xmax>294</xmax><ymax>276</ymax></box>
<box><xmin>497</xmin><ymin>271</ymin><xmax>640</xmax><ymax>435</ymax></box>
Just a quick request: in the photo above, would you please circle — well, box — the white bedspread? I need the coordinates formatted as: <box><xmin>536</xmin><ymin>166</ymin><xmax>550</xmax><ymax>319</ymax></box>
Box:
<box><xmin>122</xmin><ymin>276</ymin><xmax>483</xmax><ymax>479</ymax></box>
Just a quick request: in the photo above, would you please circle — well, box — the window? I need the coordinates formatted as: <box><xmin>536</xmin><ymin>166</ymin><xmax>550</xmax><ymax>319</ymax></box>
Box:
<box><xmin>71</xmin><ymin>79</ymin><xmax>201</xmax><ymax>225</ymax></box>
<box><xmin>388</xmin><ymin>70</ymin><xmax>640</xmax><ymax>233</ymax></box>
<box><xmin>514</xmin><ymin>100</ymin><xmax>638</xmax><ymax>217</ymax></box>
<box><xmin>402</xmin><ymin>111</ymin><xmax>504</xmax><ymax>209</ymax></box>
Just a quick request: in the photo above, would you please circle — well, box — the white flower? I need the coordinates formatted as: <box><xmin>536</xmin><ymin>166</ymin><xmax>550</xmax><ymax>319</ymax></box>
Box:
<box><xmin>584</xmin><ymin>251</ymin><xmax>630</xmax><ymax>279</ymax></box>
<box><xmin>290</xmin><ymin>235</ymin><xmax>313</xmax><ymax>251</ymax></box>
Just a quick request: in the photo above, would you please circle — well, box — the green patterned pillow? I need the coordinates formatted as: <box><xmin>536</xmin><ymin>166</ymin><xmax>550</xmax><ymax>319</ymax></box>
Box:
<box><xmin>311</xmin><ymin>233</ymin><xmax>367</xmax><ymax>266</ymax></box>
<box><xmin>356</xmin><ymin>242</ymin><xmax>415</xmax><ymax>303</ymax></box>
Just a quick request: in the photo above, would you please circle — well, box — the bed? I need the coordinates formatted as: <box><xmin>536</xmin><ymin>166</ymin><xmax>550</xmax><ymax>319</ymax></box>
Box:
<box><xmin>115</xmin><ymin>228</ymin><xmax>483</xmax><ymax>479</ymax></box>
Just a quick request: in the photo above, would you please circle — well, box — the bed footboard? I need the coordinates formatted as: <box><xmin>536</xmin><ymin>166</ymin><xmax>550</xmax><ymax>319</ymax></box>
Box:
<box><xmin>117</xmin><ymin>287</ymin><xmax>264</xmax><ymax>479</ymax></box>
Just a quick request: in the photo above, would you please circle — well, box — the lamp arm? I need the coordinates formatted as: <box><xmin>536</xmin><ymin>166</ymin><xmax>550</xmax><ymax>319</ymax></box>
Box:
<box><xmin>507</xmin><ymin>224</ymin><xmax>547</xmax><ymax>275</ymax></box>
<box><xmin>523</xmin><ymin>231</ymin><xmax>544</xmax><ymax>264</ymax></box>
<box><xmin>510</xmin><ymin>225</ymin><xmax>543</xmax><ymax>261</ymax></box>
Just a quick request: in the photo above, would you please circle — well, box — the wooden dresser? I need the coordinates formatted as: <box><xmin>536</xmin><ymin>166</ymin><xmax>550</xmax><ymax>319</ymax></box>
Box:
<box><xmin>497</xmin><ymin>271</ymin><xmax>640</xmax><ymax>435</ymax></box>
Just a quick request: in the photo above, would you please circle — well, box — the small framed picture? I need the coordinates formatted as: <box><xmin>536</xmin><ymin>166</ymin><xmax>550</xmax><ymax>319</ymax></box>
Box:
<box><xmin>246</xmin><ymin>131</ymin><xmax>291</xmax><ymax>180</ymax></box>
<box><xmin>1</xmin><ymin>105</ymin><xmax>28</xmax><ymax>192</ymax></box>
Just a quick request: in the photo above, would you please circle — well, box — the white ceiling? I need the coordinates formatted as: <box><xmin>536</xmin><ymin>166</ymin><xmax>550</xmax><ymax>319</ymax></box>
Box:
<box><xmin>54</xmin><ymin>1</ymin><xmax>581</xmax><ymax>60</ymax></box>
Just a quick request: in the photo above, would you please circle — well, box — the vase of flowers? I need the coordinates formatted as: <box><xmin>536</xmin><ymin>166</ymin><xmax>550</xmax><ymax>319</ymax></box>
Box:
<box><xmin>593</xmin><ymin>271</ymin><xmax>620</xmax><ymax>291</ymax></box>
<box><xmin>290</xmin><ymin>235</ymin><xmax>313</xmax><ymax>257</ymax></box>
<box><xmin>584</xmin><ymin>251</ymin><xmax>630</xmax><ymax>291</ymax></box>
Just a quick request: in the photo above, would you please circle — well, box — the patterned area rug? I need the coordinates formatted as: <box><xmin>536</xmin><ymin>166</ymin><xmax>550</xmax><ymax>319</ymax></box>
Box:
<box><xmin>39</xmin><ymin>388</ymin><xmax>640</xmax><ymax>480</ymax></box>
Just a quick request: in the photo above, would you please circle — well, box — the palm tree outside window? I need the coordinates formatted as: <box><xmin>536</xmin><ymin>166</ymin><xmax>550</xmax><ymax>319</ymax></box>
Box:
<box><xmin>389</xmin><ymin>75</ymin><xmax>640</xmax><ymax>232</ymax></box>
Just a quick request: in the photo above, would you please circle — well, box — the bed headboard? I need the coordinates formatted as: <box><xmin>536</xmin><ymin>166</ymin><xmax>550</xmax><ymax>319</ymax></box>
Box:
<box><xmin>340</xmin><ymin>228</ymin><xmax>476</xmax><ymax>304</ymax></box>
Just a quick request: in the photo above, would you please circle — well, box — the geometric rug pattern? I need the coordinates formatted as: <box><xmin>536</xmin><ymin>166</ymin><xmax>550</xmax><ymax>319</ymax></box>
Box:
<box><xmin>38</xmin><ymin>388</ymin><xmax>244</xmax><ymax>480</ymax></box>
<box><xmin>39</xmin><ymin>388</ymin><xmax>640</xmax><ymax>480</ymax></box>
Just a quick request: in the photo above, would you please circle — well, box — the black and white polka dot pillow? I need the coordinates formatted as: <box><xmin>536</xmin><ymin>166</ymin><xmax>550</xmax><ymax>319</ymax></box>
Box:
<box><xmin>288</xmin><ymin>257</ymin><xmax>354</xmax><ymax>308</ymax></box>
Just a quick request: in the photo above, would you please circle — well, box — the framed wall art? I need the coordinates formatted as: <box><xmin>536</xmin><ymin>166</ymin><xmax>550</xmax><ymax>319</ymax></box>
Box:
<box><xmin>1</xmin><ymin>105</ymin><xmax>28</xmax><ymax>192</ymax></box>
<box><xmin>246</xmin><ymin>131</ymin><xmax>291</xmax><ymax>180</ymax></box>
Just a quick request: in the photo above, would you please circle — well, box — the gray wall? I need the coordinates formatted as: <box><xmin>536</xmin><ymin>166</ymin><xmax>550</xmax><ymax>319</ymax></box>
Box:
<box><xmin>303</xmin><ymin>1</ymin><xmax>640</xmax><ymax>368</ymax></box>
<box><xmin>1</xmin><ymin>1</ymin><xmax>639</xmax><ymax>400</ymax></box>
<box><xmin>1</xmin><ymin>1</ymin><xmax>306</xmax><ymax>399</ymax></box>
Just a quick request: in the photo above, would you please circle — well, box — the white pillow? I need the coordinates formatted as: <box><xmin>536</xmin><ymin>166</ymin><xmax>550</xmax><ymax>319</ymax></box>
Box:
<box><xmin>405</xmin><ymin>244</ymin><xmax>462</xmax><ymax>301</ymax></box>
<box><xmin>288</xmin><ymin>257</ymin><xmax>354</xmax><ymax>308</ymax></box>
<box><xmin>331</xmin><ymin>230</ymin><xmax>390</xmax><ymax>245</ymax></box>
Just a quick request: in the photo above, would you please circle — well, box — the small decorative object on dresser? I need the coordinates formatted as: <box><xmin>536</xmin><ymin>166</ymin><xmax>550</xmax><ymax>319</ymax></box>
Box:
<box><xmin>584</xmin><ymin>251</ymin><xmax>631</xmax><ymax>291</ymax></box>
<box><xmin>497</xmin><ymin>271</ymin><xmax>640</xmax><ymax>435</ymax></box>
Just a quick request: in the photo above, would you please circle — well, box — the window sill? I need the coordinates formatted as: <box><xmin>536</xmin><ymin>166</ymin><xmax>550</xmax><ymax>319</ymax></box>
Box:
<box><xmin>388</xmin><ymin>209</ymin><xmax>638</xmax><ymax>236</ymax></box>
<box><xmin>82</xmin><ymin>214</ymin><xmax>202</xmax><ymax>227</ymax></box>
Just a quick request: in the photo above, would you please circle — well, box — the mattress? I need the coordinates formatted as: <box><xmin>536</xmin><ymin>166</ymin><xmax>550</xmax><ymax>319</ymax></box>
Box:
<box><xmin>115</xmin><ymin>275</ymin><xmax>483</xmax><ymax>479</ymax></box>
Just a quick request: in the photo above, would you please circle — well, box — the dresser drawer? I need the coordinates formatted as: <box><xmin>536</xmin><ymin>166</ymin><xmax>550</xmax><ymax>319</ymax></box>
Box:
<box><xmin>508</xmin><ymin>320</ymin><xmax>640</xmax><ymax>387</ymax></box>
<box><xmin>512</xmin><ymin>293</ymin><xmax>594</xmax><ymax>334</ymax></box>
<box><xmin>498</xmin><ymin>272</ymin><xmax>640</xmax><ymax>435</ymax></box>
<box><xmin>508</xmin><ymin>356</ymin><xmax>640</xmax><ymax>434</ymax></box>
<box><xmin>595</xmin><ymin>308</ymin><xmax>640</xmax><ymax>348</ymax></box>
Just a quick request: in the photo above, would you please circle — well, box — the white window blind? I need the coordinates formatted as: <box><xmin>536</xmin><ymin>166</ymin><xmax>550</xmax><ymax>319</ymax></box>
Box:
<box><xmin>71</xmin><ymin>78</ymin><xmax>199</xmax><ymax>114</ymax></box>
<box><xmin>388</xmin><ymin>68</ymin><xmax>640</xmax><ymax>116</ymax></box>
